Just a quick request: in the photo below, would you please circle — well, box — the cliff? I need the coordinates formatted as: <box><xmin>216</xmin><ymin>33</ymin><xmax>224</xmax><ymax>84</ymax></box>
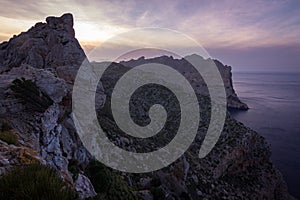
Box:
<box><xmin>0</xmin><ymin>13</ymin><xmax>105</xmax><ymax>199</ymax></box>
<box><xmin>119</xmin><ymin>55</ymin><xmax>248</xmax><ymax>110</ymax></box>
<box><xmin>95</xmin><ymin>60</ymin><xmax>293</xmax><ymax>199</ymax></box>
<box><xmin>0</xmin><ymin>13</ymin><xmax>294</xmax><ymax>200</ymax></box>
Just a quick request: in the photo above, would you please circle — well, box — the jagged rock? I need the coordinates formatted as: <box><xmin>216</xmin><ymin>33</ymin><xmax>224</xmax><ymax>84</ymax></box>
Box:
<box><xmin>0</xmin><ymin>13</ymin><xmax>106</xmax><ymax>199</ymax></box>
<box><xmin>0</xmin><ymin>132</ymin><xmax>44</xmax><ymax>175</ymax></box>
<box><xmin>74</xmin><ymin>173</ymin><xmax>97</xmax><ymax>199</ymax></box>
<box><xmin>97</xmin><ymin>63</ymin><xmax>293</xmax><ymax>199</ymax></box>
<box><xmin>46</xmin><ymin>13</ymin><xmax>74</xmax><ymax>36</ymax></box>
<box><xmin>0</xmin><ymin>13</ymin><xmax>94</xmax><ymax>89</ymax></box>
<box><xmin>0</xmin><ymin>65</ymin><xmax>68</xmax><ymax>117</ymax></box>
<box><xmin>119</xmin><ymin>55</ymin><xmax>249</xmax><ymax>110</ymax></box>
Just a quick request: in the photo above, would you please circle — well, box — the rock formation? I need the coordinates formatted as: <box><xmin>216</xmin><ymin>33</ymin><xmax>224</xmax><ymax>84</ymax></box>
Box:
<box><xmin>96</xmin><ymin>61</ymin><xmax>293</xmax><ymax>200</ymax></box>
<box><xmin>0</xmin><ymin>13</ymin><xmax>294</xmax><ymax>200</ymax></box>
<box><xmin>0</xmin><ymin>13</ymin><xmax>105</xmax><ymax>199</ymax></box>
<box><xmin>119</xmin><ymin>55</ymin><xmax>248</xmax><ymax>110</ymax></box>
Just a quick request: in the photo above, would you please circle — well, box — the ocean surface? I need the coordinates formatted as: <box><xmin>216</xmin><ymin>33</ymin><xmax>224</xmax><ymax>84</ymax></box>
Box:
<box><xmin>229</xmin><ymin>72</ymin><xmax>300</xmax><ymax>198</ymax></box>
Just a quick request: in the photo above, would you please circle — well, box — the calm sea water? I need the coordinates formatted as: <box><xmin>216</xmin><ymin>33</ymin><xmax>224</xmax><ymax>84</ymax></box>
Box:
<box><xmin>230</xmin><ymin>72</ymin><xmax>300</xmax><ymax>198</ymax></box>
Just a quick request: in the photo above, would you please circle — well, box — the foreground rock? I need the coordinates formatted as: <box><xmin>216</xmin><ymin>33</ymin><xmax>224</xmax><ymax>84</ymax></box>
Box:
<box><xmin>0</xmin><ymin>13</ymin><xmax>105</xmax><ymax>199</ymax></box>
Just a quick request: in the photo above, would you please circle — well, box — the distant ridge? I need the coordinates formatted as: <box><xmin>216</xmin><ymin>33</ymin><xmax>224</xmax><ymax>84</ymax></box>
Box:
<box><xmin>119</xmin><ymin>54</ymin><xmax>249</xmax><ymax>110</ymax></box>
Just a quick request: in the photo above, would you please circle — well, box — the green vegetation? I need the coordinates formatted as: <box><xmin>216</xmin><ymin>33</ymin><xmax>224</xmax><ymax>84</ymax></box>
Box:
<box><xmin>0</xmin><ymin>164</ymin><xmax>76</xmax><ymax>200</ymax></box>
<box><xmin>85</xmin><ymin>160</ymin><xmax>138</xmax><ymax>200</ymax></box>
<box><xmin>0</xmin><ymin>120</ymin><xmax>18</xmax><ymax>145</ymax></box>
<box><xmin>0</xmin><ymin>130</ymin><xmax>18</xmax><ymax>145</ymax></box>
<box><xmin>10</xmin><ymin>78</ymin><xmax>53</xmax><ymax>112</ymax></box>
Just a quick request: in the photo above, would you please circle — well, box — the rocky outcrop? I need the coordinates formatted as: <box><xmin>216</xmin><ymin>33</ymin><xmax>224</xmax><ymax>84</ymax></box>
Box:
<box><xmin>97</xmin><ymin>68</ymin><xmax>293</xmax><ymax>199</ymax></box>
<box><xmin>0</xmin><ymin>13</ymin><xmax>100</xmax><ymax>94</ymax></box>
<box><xmin>0</xmin><ymin>132</ymin><xmax>44</xmax><ymax>175</ymax></box>
<box><xmin>0</xmin><ymin>13</ymin><xmax>104</xmax><ymax>199</ymax></box>
<box><xmin>120</xmin><ymin>55</ymin><xmax>249</xmax><ymax>110</ymax></box>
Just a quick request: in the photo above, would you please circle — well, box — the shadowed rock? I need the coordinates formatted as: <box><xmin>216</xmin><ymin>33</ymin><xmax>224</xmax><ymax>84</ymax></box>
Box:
<box><xmin>0</xmin><ymin>14</ymin><xmax>103</xmax><ymax>199</ymax></box>
<box><xmin>119</xmin><ymin>55</ymin><xmax>249</xmax><ymax>110</ymax></box>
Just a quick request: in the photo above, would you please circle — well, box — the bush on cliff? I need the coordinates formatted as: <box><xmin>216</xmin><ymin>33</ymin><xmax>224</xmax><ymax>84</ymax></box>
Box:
<box><xmin>0</xmin><ymin>130</ymin><xmax>19</xmax><ymax>145</ymax></box>
<box><xmin>9</xmin><ymin>78</ymin><xmax>53</xmax><ymax>112</ymax></box>
<box><xmin>85</xmin><ymin>160</ymin><xmax>137</xmax><ymax>200</ymax></box>
<box><xmin>0</xmin><ymin>164</ymin><xmax>76</xmax><ymax>200</ymax></box>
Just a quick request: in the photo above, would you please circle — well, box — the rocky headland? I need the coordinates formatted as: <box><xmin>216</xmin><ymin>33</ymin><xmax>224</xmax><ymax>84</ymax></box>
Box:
<box><xmin>119</xmin><ymin>55</ymin><xmax>248</xmax><ymax>110</ymax></box>
<box><xmin>0</xmin><ymin>13</ymin><xmax>294</xmax><ymax>200</ymax></box>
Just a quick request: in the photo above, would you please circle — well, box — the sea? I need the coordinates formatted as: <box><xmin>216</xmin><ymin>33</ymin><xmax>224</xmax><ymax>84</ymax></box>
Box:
<box><xmin>229</xmin><ymin>72</ymin><xmax>300</xmax><ymax>198</ymax></box>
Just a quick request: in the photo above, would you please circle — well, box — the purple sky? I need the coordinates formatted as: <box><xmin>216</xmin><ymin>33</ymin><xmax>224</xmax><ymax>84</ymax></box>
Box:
<box><xmin>0</xmin><ymin>0</ymin><xmax>299</xmax><ymax>72</ymax></box>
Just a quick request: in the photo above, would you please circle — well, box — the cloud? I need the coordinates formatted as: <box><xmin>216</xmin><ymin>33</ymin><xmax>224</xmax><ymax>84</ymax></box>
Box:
<box><xmin>1</xmin><ymin>0</ymin><xmax>300</xmax><ymax>60</ymax></box>
<box><xmin>176</xmin><ymin>0</ymin><xmax>300</xmax><ymax>48</ymax></box>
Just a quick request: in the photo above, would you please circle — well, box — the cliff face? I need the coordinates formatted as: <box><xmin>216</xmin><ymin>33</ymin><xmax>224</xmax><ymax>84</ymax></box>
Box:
<box><xmin>0</xmin><ymin>13</ymin><xmax>293</xmax><ymax>200</ymax></box>
<box><xmin>0</xmin><ymin>13</ymin><xmax>105</xmax><ymax>199</ymax></box>
<box><xmin>120</xmin><ymin>55</ymin><xmax>248</xmax><ymax>110</ymax></box>
<box><xmin>96</xmin><ymin>61</ymin><xmax>293</xmax><ymax>199</ymax></box>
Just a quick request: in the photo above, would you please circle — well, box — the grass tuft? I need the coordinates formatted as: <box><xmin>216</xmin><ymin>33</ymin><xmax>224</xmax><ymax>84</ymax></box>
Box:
<box><xmin>0</xmin><ymin>164</ymin><xmax>76</xmax><ymax>200</ymax></box>
<box><xmin>0</xmin><ymin>130</ymin><xmax>19</xmax><ymax>145</ymax></box>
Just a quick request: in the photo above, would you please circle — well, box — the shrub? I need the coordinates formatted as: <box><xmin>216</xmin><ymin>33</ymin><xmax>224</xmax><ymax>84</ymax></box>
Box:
<box><xmin>10</xmin><ymin>78</ymin><xmax>53</xmax><ymax>112</ymax></box>
<box><xmin>0</xmin><ymin>130</ymin><xmax>19</xmax><ymax>145</ymax></box>
<box><xmin>0</xmin><ymin>164</ymin><xmax>76</xmax><ymax>200</ymax></box>
<box><xmin>85</xmin><ymin>160</ymin><xmax>112</xmax><ymax>193</ymax></box>
<box><xmin>85</xmin><ymin>160</ymin><xmax>137</xmax><ymax>200</ymax></box>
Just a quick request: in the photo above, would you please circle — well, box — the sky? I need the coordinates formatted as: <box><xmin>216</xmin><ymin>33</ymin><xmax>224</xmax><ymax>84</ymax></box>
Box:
<box><xmin>0</xmin><ymin>0</ymin><xmax>299</xmax><ymax>72</ymax></box>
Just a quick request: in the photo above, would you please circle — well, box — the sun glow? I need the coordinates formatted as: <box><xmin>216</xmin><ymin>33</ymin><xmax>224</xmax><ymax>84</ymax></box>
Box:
<box><xmin>74</xmin><ymin>21</ymin><xmax>128</xmax><ymax>43</ymax></box>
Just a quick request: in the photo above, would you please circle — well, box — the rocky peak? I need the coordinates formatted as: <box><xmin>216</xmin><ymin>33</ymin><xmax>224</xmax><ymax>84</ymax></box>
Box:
<box><xmin>0</xmin><ymin>13</ymin><xmax>105</xmax><ymax>199</ymax></box>
<box><xmin>0</xmin><ymin>13</ymin><xmax>85</xmax><ymax>85</ymax></box>
<box><xmin>46</xmin><ymin>13</ymin><xmax>74</xmax><ymax>36</ymax></box>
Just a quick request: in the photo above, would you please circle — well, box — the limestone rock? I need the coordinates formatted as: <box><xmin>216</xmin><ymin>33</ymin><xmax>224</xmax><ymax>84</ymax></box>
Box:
<box><xmin>0</xmin><ymin>13</ymin><xmax>101</xmax><ymax>90</ymax></box>
<box><xmin>97</xmin><ymin>64</ymin><xmax>293</xmax><ymax>199</ymax></box>
<box><xmin>0</xmin><ymin>131</ymin><xmax>44</xmax><ymax>175</ymax></box>
<box><xmin>119</xmin><ymin>55</ymin><xmax>249</xmax><ymax>110</ymax></box>
<box><xmin>74</xmin><ymin>173</ymin><xmax>97</xmax><ymax>199</ymax></box>
<box><xmin>0</xmin><ymin>13</ymin><xmax>105</xmax><ymax>199</ymax></box>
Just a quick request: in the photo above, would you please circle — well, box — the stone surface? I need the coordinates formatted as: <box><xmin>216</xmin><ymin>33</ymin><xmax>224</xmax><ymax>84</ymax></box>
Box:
<box><xmin>0</xmin><ymin>13</ymin><xmax>95</xmax><ymax>88</ymax></box>
<box><xmin>75</xmin><ymin>173</ymin><xmax>97</xmax><ymax>199</ymax></box>
<box><xmin>0</xmin><ymin>137</ymin><xmax>44</xmax><ymax>174</ymax></box>
<box><xmin>0</xmin><ymin>13</ymin><xmax>105</xmax><ymax>199</ymax></box>
<box><xmin>119</xmin><ymin>55</ymin><xmax>249</xmax><ymax>110</ymax></box>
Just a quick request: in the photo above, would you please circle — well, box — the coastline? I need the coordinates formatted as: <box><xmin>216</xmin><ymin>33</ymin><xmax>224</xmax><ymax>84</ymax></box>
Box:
<box><xmin>230</xmin><ymin>72</ymin><xmax>300</xmax><ymax>198</ymax></box>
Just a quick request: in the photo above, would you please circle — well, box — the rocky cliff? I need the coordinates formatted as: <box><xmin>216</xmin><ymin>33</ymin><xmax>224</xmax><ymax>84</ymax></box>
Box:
<box><xmin>96</xmin><ymin>61</ymin><xmax>293</xmax><ymax>199</ymax></box>
<box><xmin>0</xmin><ymin>13</ymin><xmax>105</xmax><ymax>199</ymax></box>
<box><xmin>0</xmin><ymin>13</ymin><xmax>294</xmax><ymax>200</ymax></box>
<box><xmin>119</xmin><ymin>55</ymin><xmax>248</xmax><ymax>110</ymax></box>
